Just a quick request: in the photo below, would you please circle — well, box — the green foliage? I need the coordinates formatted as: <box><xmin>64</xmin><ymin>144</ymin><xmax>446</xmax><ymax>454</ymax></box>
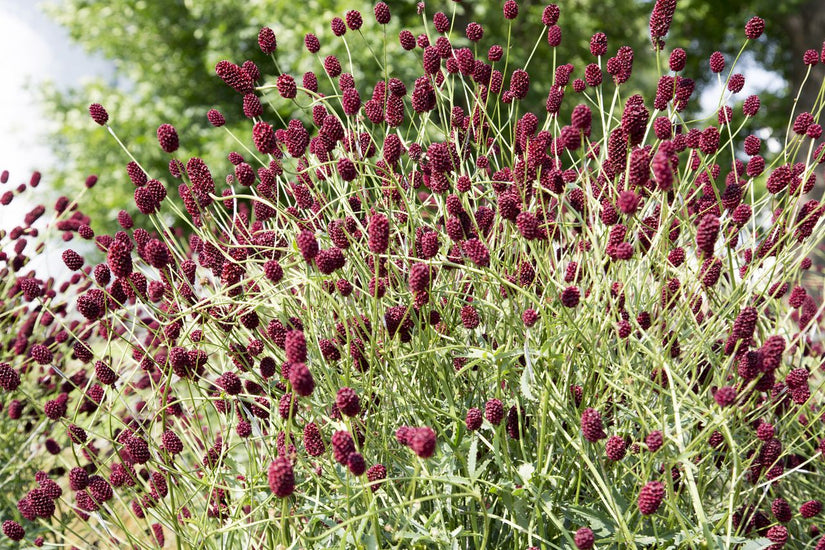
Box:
<box><xmin>40</xmin><ymin>0</ymin><xmax>413</xmax><ymax>235</ymax></box>
<box><xmin>1</xmin><ymin>1</ymin><xmax>823</xmax><ymax>548</ymax></box>
<box><xmin>41</xmin><ymin>0</ymin><xmax>815</xmax><ymax>237</ymax></box>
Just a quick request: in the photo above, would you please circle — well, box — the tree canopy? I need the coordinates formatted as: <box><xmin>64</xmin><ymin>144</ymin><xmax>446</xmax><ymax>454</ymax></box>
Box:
<box><xmin>39</xmin><ymin>0</ymin><xmax>820</xmax><ymax>235</ymax></box>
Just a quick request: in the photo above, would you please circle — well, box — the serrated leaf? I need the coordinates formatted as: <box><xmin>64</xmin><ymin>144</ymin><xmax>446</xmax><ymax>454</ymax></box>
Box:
<box><xmin>465</xmin><ymin>348</ymin><xmax>488</xmax><ymax>359</ymax></box>
<box><xmin>520</xmin><ymin>368</ymin><xmax>536</xmax><ymax>401</ymax></box>
<box><xmin>520</xmin><ymin>341</ymin><xmax>537</xmax><ymax>401</ymax></box>
<box><xmin>707</xmin><ymin>533</ymin><xmax>753</xmax><ymax>547</ymax></box>
<box><xmin>565</xmin><ymin>505</ymin><xmax>615</xmax><ymax>535</ymax></box>
<box><xmin>493</xmin><ymin>348</ymin><xmax>524</xmax><ymax>361</ymax></box>
<box><xmin>741</xmin><ymin>539</ymin><xmax>771</xmax><ymax>550</ymax></box>
<box><xmin>475</xmin><ymin>458</ymin><xmax>492</xmax><ymax>478</ymax></box>
<box><xmin>467</xmin><ymin>437</ymin><xmax>478</xmax><ymax>479</ymax></box>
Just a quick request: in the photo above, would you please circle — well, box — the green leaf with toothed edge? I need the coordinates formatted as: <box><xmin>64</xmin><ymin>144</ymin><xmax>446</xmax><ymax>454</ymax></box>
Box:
<box><xmin>467</xmin><ymin>437</ymin><xmax>478</xmax><ymax>479</ymax></box>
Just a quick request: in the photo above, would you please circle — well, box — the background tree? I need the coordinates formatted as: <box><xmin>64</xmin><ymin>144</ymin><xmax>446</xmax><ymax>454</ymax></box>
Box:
<box><xmin>40</xmin><ymin>0</ymin><xmax>823</xmax><ymax>236</ymax></box>
<box><xmin>41</xmin><ymin>0</ymin><xmax>418</xmax><ymax>235</ymax></box>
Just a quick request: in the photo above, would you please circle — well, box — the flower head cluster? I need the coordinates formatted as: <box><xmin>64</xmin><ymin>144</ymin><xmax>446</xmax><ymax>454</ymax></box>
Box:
<box><xmin>0</xmin><ymin>2</ymin><xmax>823</xmax><ymax>548</ymax></box>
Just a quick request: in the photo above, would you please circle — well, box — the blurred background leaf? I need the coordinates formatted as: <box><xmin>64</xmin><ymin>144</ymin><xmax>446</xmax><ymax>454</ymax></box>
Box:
<box><xmin>38</xmin><ymin>0</ymin><xmax>823</xmax><ymax>236</ymax></box>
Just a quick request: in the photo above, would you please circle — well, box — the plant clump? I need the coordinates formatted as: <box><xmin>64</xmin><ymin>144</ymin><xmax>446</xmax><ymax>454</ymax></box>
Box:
<box><xmin>0</xmin><ymin>1</ymin><xmax>823</xmax><ymax>548</ymax></box>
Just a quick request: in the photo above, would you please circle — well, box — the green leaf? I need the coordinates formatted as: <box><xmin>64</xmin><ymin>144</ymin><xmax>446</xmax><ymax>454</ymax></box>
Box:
<box><xmin>520</xmin><ymin>339</ymin><xmax>538</xmax><ymax>401</ymax></box>
<box><xmin>467</xmin><ymin>437</ymin><xmax>478</xmax><ymax>479</ymax></box>
<box><xmin>565</xmin><ymin>505</ymin><xmax>616</xmax><ymax>535</ymax></box>
<box><xmin>740</xmin><ymin>539</ymin><xmax>771</xmax><ymax>550</ymax></box>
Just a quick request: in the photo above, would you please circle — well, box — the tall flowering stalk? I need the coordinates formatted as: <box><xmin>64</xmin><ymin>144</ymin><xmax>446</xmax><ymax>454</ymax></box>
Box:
<box><xmin>0</xmin><ymin>2</ymin><xmax>824</xmax><ymax>549</ymax></box>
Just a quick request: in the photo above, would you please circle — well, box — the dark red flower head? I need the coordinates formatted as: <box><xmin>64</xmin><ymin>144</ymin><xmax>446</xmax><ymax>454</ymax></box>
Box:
<box><xmin>574</xmin><ymin>527</ymin><xmax>595</xmax><ymax>549</ymax></box>
<box><xmin>709</xmin><ymin>51</ymin><xmax>725</xmax><ymax>73</ymax></box>
<box><xmin>268</xmin><ymin>457</ymin><xmax>295</xmax><ymax>497</ymax></box>
<box><xmin>461</xmin><ymin>305</ymin><xmax>480</xmax><ymax>329</ymax></box>
<box><xmin>374</xmin><ymin>2</ymin><xmax>390</xmax><ymax>24</ymax></box>
<box><xmin>503</xmin><ymin>0</ymin><xmax>519</xmax><ymax>19</ymax></box>
<box><xmin>771</xmin><ymin>497</ymin><xmax>792</xmax><ymax>523</ymax></box>
<box><xmin>695</xmin><ymin>213</ymin><xmax>720</xmax><ymax>256</ymax></box>
<box><xmin>324</xmin><ymin>55</ymin><xmax>341</xmax><ymax>78</ymax></box>
<box><xmin>669</xmin><ymin>48</ymin><xmax>686</xmax><ymax>71</ymax></box>
<box><xmin>284</xmin><ymin>330</ymin><xmax>307</xmax><ymax>363</ymax></box>
<box><xmin>346</xmin><ymin>9</ymin><xmax>363</xmax><ymax>30</ymax></box>
<box><xmin>88</xmin><ymin>475</ymin><xmax>113</xmax><ymax>502</ymax></box>
<box><xmin>542</xmin><ymin>4</ymin><xmax>560</xmax><ymax>26</ymax></box>
<box><xmin>399</xmin><ymin>30</ymin><xmax>415</xmax><ymax>50</ymax></box>
<box><xmin>580</xmin><ymin>408</ymin><xmax>606</xmax><ymax>442</ymax></box>
<box><xmin>215</xmin><ymin>60</ymin><xmax>254</xmax><ymax>94</ymax></box>
<box><xmin>801</xmin><ymin>500</ymin><xmax>822</xmax><ymax>518</ymax></box>
<box><xmin>561</xmin><ymin>286</ymin><xmax>581</xmax><ymax>308</ymax></box>
<box><xmin>508</xmin><ymin>69</ymin><xmax>530</xmax><ymax>100</ymax></box>
<box><xmin>368</xmin><ymin>213</ymin><xmax>390</xmax><ymax>254</ymax></box>
<box><xmin>296</xmin><ymin>230</ymin><xmax>319</xmax><ymax>262</ymax></box>
<box><xmin>347</xmin><ymin>452</ymin><xmax>366</xmax><ymax>475</ymax></box>
<box><xmin>637</xmin><ymin>481</ymin><xmax>665</xmax><ymax>515</ymax></box>
<box><xmin>409</xmin><ymin>262</ymin><xmax>431</xmax><ymax>292</ymax></box>
<box><xmin>465</xmin><ymin>407</ymin><xmax>483</xmax><ymax>431</ymax></box>
<box><xmin>207</xmin><ymin>109</ymin><xmax>225</xmax><ymax>127</ymax></box>
<box><xmin>462</xmin><ymin>238</ymin><xmax>490</xmax><ymax>267</ymax></box>
<box><xmin>28</xmin><ymin>488</ymin><xmax>55</xmax><ymax>518</ymax></box>
<box><xmin>767</xmin><ymin>525</ymin><xmax>788</xmax><ymax>545</ymax></box>
<box><xmin>645</xmin><ymin>430</ymin><xmax>664</xmax><ymax>452</ymax></box>
<box><xmin>156</xmin><ymin>124</ymin><xmax>179</xmax><ymax>153</ymax></box>
<box><xmin>303</xmin><ymin>422</ymin><xmax>325</xmax><ymax>457</ymax></box>
<box><xmin>89</xmin><ymin>103</ymin><xmax>109</xmax><ymax>125</ymax></box>
<box><xmin>258</xmin><ymin>27</ymin><xmax>277</xmax><ymax>53</ymax></box>
<box><xmin>126</xmin><ymin>436</ymin><xmax>150</xmax><ymax>464</ymax></box>
<box><xmin>605</xmin><ymin>435</ymin><xmax>627</xmax><ymax>461</ymax></box>
<box><xmin>332</xmin><ymin>430</ymin><xmax>356</xmax><ymax>465</ymax></box>
<box><xmin>433</xmin><ymin>12</ymin><xmax>450</xmax><ymax>33</ymax></box>
<box><xmin>336</xmin><ymin>387</ymin><xmax>361</xmax><ymax>417</ymax></box>
<box><xmin>31</xmin><ymin>344</ymin><xmax>53</xmax><ymax>365</ymax></box>
<box><xmin>329</xmin><ymin>17</ymin><xmax>346</xmax><ymax>36</ymax></box>
<box><xmin>162</xmin><ymin>430</ymin><xmax>183</xmax><ymax>454</ymax></box>
<box><xmin>107</xmin><ymin>239</ymin><xmax>133</xmax><ymax>278</ymax></box>
<box><xmin>466</xmin><ymin>22</ymin><xmax>483</xmax><ymax>42</ymax></box>
<box><xmin>745</xmin><ymin>16</ymin><xmax>765</xmax><ymax>39</ymax></box>
<box><xmin>304</xmin><ymin>33</ymin><xmax>320</xmax><ymax>53</ymax></box>
<box><xmin>2</xmin><ymin>520</ymin><xmax>24</xmax><ymax>541</ymax></box>
<box><xmin>69</xmin><ymin>466</ymin><xmax>89</xmax><ymax>491</ymax></box>
<box><xmin>590</xmin><ymin>32</ymin><xmax>607</xmax><ymax>57</ymax></box>
<box><xmin>485</xmin><ymin>398</ymin><xmax>505</xmax><ymax>425</ymax></box>
<box><xmin>713</xmin><ymin>386</ymin><xmax>737</xmax><ymax>407</ymax></box>
<box><xmin>217</xmin><ymin>371</ymin><xmax>242</xmax><ymax>395</ymax></box>
<box><xmin>649</xmin><ymin>0</ymin><xmax>677</xmax><ymax>43</ymax></box>
<box><xmin>366</xmin><ymin>464</ymin><xmax>387</xmax><ymax>491</ymax></box>
<box><xmin>276</xmin><ymin>74</ymin><xmax>297</xmax><ymax>99</ymax></box>
<box><xmin>0</xmin><ymin>363</ymin><xmax>20</xmax><ymax>391</ymax></box>
<box><xmin>288</xmin><ymin>362</ymin><xmax>315</xmax><ymax>396</ymax></box>
<box><xmin>410</xmin><ymin>427</ymin><xmax>436</xmax><ymax>458</ymax></box>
